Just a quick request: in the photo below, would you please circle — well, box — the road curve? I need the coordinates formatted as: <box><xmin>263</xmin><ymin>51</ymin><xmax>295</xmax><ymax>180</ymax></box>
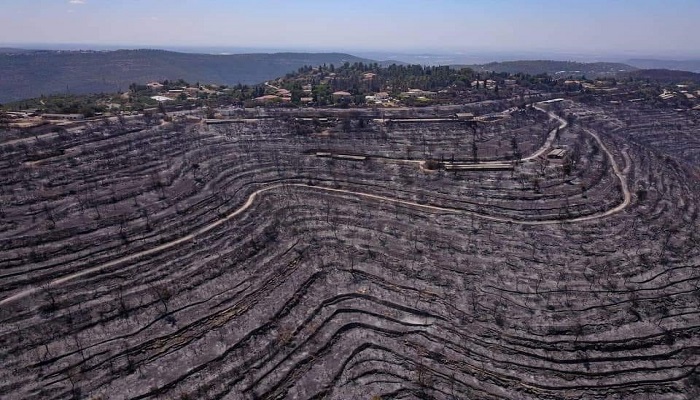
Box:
<box><xmin>367</xmin><ymin>102</ymin><xmax>566</xmax><ymax>168</ymax></box>
<box><xmin>525</xmin><ymin>104</ymin><xmax>569</xmax><ymax>161</ymax></box>
<box><xmin>0</xmin><ymin>102</ymin><xmax>631</xmax><ymax>307</ymax></box>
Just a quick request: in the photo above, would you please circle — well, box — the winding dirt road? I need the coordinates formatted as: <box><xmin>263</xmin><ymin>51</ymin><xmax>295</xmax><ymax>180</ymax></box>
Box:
<box><xmin>525</xmin><ymin>103</ymin><xmax>568</xmax><ymax>161</ymax></box>
<box><xmin>0</xmin><ymin>101</ymin><xmax>631</xmax><ymax>307</ymax></box>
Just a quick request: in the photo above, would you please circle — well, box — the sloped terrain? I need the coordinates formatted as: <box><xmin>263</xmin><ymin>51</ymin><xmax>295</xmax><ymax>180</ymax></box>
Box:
<box><xmin>0</xmin><ymin>99</ymin><xmax>698</xmax><ymax>399</ymax></box>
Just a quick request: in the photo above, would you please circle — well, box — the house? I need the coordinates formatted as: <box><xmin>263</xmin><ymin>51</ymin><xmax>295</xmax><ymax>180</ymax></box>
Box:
<box><xmin>42</xmin><ymin>113</ymin><xmax>85</xmax><ymax>121</ymax></box>
<box><xmin>276</xmin><ymin>88</ymin><xmax>292</xmax><ymax>98</ymax></box>
<box><xmin>444</xmin><ymin>163</ymin><xmax>513</xmax><ymax>171</ymax></box>
<box><xmin>5</xmin><ymin>111</ymin><xmax>32</xmax><ymax>119</ymax></box>
<box><xmin>254</xmin><ymin>95</ymin><xmax>281</xmax><ymax>102</ymax></box>
<box><xmin>402</xmin><ymin>89</ymin><xmax>436</xmax><ymax>98</ymax></box>
<box><xmin>659</xmin><ymin>91</ymin><xmax>676</xmax><ymax>100</ymax></box>
<box><xmin>333</xmin><ymin>154</ymin><xmax>367</xmax><ymax>161</ymax></box>
<box><xmin>147</xmin><ymin>82</ymin><xmax>164</xmax><ymax>90</ymax></box>
<box><xmin>332</xmin><ymin>91</ymin><xmax>352</xmax><ymax>100</ymax></box>
<box><xmin>504</xmin><ymin>79</ymin><xmax>517</xmax><ymax>86</ymax></box>
<box><xmin>375</xmin><ymin>92</ymin><xmax>390</xmax><ymax>100</ymax></box>
<box><xmin>300</xmin><ymin>97</ymin><xmax>314</xmax><ymax>104</ymax></box>
<box><xmin>455</xmin><ymin>112</ymin><xmax>475</xmax><ymax>121</ymax></box>
<box><xmin>151</xmin><ymin>96</ymin><xmax>173</xmax><ymax>102</ymax></box>
<box><xmin>363</xmin><ymin>72</ymin><xmax>377</xmax><ymax>80</ymax></box>
<box><xmin>547</xmin><ymin>148</ymin><xmax>569</xmax><ymax>161</ymax></box>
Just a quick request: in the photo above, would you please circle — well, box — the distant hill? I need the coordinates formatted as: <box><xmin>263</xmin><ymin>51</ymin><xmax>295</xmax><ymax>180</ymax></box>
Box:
<box><xmin>0</xmin><ymin>47</ymin><xmax>37</xmax><ymax>54</ymax></box>
<box><xmin>457</xmin><ymin>60</ymin><xmax>638</xmax><ymax>78</ymax></box>
<box><xmin>622</xmin><ymin>69</ymin><xmax>700</xmax><ymax>83</ymax></box>
<box><xmin>627</xmin><ymin>59</ymin><xmax>700</xmax><ymax>73</ymax></box>
<box><xmin>378</xmin><ymin>60</ymin><xmax>409</xmax><ymax>67</ymax></box>
<box><xmin>0</xmin><ymin>49</ymin><xmax>374</xmax><ymax>103</ymax></box>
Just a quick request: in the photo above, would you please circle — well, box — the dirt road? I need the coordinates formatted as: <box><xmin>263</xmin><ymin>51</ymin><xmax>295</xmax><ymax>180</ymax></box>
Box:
<box><xmin>0</xmin><ymin>101</ymin><xmax>631</xmax><ymax>306</ymax></box>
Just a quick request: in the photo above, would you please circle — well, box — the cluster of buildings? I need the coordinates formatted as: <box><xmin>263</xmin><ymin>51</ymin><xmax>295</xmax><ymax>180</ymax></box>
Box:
<box><xmin>470</xmin><ymin>79</ymin><xmax>516</xmax><ymax>90</ymax></box>
<box><xmin>253</xmin><ymin>83</ymin><xmax>393</xmax><ymax>105</ymax></box>
<box><xmin>472</xmin><ymin>79</ymin><xmax>497</xmax><ymax>90</ymax></box>
<box><xmin>148</xmin><ymin>82</ymin><xmax>220</xmax><ymax>103</ymax></box>
<box><xmin>41</xmin><ymin>113</ymin><xmax>86</xmax><ymax>121</ymax></box>
<box><xmin>254</xmin><ymin>84</ymin><xmax>315</xmax><ymax>104</ymax></box>
<box><xmin>659</xmin><ymin>89</ymin><xmax>676</xmax><ymax>100</ymax></box>
<box><xmin>4</xmin><ymin>111</ymin><xmax>86</xmax><ymax>121</ymax></box>
<box><xmin>675</xmin><ymin>85</ymin><xmax>698</xmax><ymax>100</ymax></box>
<box><xmin>364</xmin><ymin>92</ymin><xmax>390</xmax><ymax>104</ymax></box>
<box><xmin>1</xmin><ymin>109</ymin><xmax>89</xmax><ymax>128</ymax></box>
<box><xmin>400</xmin><ymin>88</ymin><xmax>437</xmax><ymax>99</ymax></box>
<box><xmin>3</xmin><ymin>110</ymin><xmax>37</xmax><ymax>119</ymax></box>
<box><xmin>658</xmin><ymin>85</ymin><xmax>700</xmax><ymax>103</ymax></box>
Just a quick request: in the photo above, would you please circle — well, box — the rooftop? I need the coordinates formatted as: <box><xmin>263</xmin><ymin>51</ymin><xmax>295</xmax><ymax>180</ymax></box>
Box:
<box><xmin>456</xmin><ymin>112</ymin><xmax>475</xmax><ymax>120</ymax></box>
<box><xmin>151</xmin><ymin>96</ymin><xmax>173</xmax><ymax>102</ymax></box>
<box><xmin>255</xmin><ymin>95</ymin><xmax>281</xmax><ymax>101</ymax></box>
<box><xmin>547</xmin><ymin>148</ymin><xmax>569</xmax><ymax>159</ymax></box>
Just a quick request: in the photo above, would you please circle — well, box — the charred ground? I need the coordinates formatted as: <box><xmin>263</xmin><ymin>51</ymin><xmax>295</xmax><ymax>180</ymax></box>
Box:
<box><xmin>1</xmin><ymin>70</ymin><xmax>699</xmax><ymax>400</ymax></box>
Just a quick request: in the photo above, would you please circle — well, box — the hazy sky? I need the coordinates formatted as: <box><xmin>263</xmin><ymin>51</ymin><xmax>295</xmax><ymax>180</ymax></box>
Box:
<box><xmin>1</xmin><ymin>0</ymin><xmax>698</xmax><ymax>57</ymax></box>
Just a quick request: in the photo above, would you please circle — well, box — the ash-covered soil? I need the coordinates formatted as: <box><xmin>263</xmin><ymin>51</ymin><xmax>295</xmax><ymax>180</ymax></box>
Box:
<box><xmin>1</xmin><ymin>100</ymin><xmax>698</xmax><ymax>399</ymax></box>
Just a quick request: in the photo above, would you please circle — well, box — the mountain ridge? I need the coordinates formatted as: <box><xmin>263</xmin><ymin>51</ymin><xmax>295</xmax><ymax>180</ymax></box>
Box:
<box><xmin>454</xmin><ymin>60</ymin><xmax>638</xmax><ymax>78</ymax></box>
<box><xmin>621</xmin><ymin>68</ymin><xmax>700</xmax><ymax>83</ymax></box>
<box><xmin>0</xmin><ymin>49</ymin><xmax>375</xmax><ymax>103</ymax></box>
<box><xmin>626</xmin><ymin>59</ymin><xmax>700</xmax><ymax>73</ymax></box>
<box><xmin>2</xmin><ymin>50</ymin><xmax>700</xmax><ymax>103</ymax></box>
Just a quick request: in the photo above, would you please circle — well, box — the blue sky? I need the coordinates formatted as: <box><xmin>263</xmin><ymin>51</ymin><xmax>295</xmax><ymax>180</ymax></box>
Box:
<box><xmin>0</xmin><ymin>0</ymin><xmax>698</xmax><ymax>57</ymax></box>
